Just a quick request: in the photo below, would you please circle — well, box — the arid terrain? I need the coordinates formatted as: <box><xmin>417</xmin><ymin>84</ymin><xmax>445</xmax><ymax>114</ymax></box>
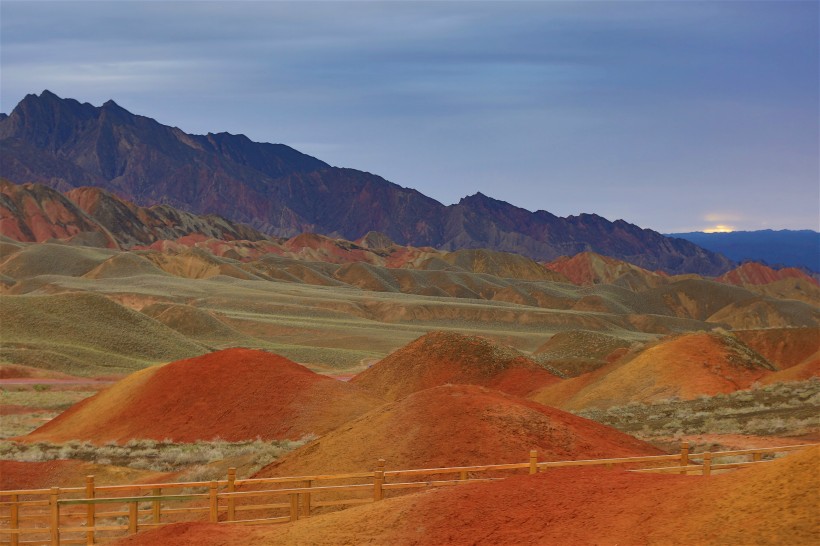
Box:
<box><xmin>1</xmin><ymin>180</ymin><xmax>818</xmax><ymax>544</ymax></box>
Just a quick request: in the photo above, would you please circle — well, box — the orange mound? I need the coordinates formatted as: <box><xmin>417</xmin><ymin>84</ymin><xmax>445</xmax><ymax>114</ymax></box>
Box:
<box><xmin>760</xmin><ymin>358</ymin><xmax>820</xmax><ymax>384</ymax></box>
<box><xmin>351</xmin><ymin>331</ymin><xmax>561</xmax><ymax>401</ymax></box>
<box><xmin>253</xmin><ymin>384</ymin><xmax>659</xmax><ymax>479</ymax></box>
<box><xmin>113</xmin><ymin>447</ymin><xmax>820</xmax><ymax>546</ymax></box>
<box><xmin>22</xmin><ymin>348</ymin><xmax>384</xmax><ymax>443</ymax></box>
<box><xmin>733</xmin><ymin>327</ymin><xmax>820</xmax><ymax>369</ymax></box>
<box><xmin>532</xmin><ymin>332</ymin><xmax>776</xmax><ymax>410</ymax></box>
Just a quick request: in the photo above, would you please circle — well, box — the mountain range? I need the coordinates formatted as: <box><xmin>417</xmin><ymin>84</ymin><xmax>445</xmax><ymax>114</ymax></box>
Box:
<box><xmin>0</xmin><ymin>91</ymin><xmax>732</xmax><ymax>275</ymax></box>
<box><xmin>670</xmin><ymin>230</ymin><xmax>819</xmax><ymax>273</ymax></box>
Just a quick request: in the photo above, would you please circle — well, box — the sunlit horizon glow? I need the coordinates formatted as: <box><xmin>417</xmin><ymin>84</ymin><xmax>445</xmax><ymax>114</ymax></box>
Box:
<box><xmin>703</xmin><ymin>225</ymin><xmax>736</xmax><ymax>234</ymax></box>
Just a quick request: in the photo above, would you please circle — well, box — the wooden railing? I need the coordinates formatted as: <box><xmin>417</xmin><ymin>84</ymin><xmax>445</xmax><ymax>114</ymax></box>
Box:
<box><xmin>0</xmin><ymin>443</ymin><xmax>814</xmax><ymax>545</ymax></box>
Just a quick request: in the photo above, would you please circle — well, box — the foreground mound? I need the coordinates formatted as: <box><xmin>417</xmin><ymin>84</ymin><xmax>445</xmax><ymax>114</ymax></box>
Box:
<box><xmin>23</xmin><ymin>348</ymin><xmax>384</xmax><ymax>443</ymax></box>
<box><xmin>351</xmin><ymin>332</ymin><xmax>561</xmax><ymax>400</ymax></box>
<box><xmin>254</xmin><ymin>384</ymin><xmax>658</xmax><ymax>479</ymax></box>
<box><xmin>114</xmin><ymin>446</ymin><xmax>819</xmax><ymax>546</ymax></box>
<box><xmin>532</xmin><ymin>332</ymin><xmax>776</xmax><ymax>411</ymax></box>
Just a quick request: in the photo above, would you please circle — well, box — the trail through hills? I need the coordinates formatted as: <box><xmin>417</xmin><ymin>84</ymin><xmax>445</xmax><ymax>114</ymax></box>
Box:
<box><xmin>21</xmin><ymin>348</ymin><xmax>384</xmax><ymax>443</ymax></box>
<box><xmin>350</xmin><ymin>331</ymin><xmax>562</xmax><ymax>400</ymax></box>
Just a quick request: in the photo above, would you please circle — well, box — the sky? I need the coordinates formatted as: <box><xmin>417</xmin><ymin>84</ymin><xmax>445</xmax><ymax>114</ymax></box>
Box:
<box><xmin>1</xmin><ymin>1</ymin><xmax>818</xmax><ymax>233</ymax></box>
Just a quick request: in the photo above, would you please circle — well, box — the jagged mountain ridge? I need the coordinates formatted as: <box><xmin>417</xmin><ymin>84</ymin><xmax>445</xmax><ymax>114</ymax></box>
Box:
<box><xmin>0</xmin><ymin>91</ymin><xmax>732</xmax><ymax>274</ymax></box>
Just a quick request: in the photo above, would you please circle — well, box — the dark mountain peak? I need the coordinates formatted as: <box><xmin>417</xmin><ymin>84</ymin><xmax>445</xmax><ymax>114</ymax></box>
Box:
<box><xmin>99</xmin><ymin>99</ymin><xmax>136</xmax><ymax>124</ymax></box>
<box><xmin>458</xmin><ymin>192</ymin><xmax>522</xmax><ymax>213</ymax></box>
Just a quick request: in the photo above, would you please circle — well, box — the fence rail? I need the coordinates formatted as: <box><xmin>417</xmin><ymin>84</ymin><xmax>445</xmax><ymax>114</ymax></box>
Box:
<box><xmin>0</xmin><ymin>442</ymin><xmax>814</xmax><ymax>546</ymax></box>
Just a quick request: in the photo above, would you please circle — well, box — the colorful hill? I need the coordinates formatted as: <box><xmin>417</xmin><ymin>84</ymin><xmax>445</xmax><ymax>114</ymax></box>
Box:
<box><xmin>350</xmin><ymin>332</ymin><xmax>562</xmax><ymax>400</ymax></box>
<box><xmin>254</xmin><ymin>384</ymin><xmax>659</xmax><ymax>480</ymax></box>
<box><xmin>22</xmin><ymin>348</ymin><xmax>384</xmax><ymax>443</ymax></box>
<box><xmin>719</xmin><ymin>262</ymin><xmax>818</xmax><ymax>287</ymax></box>
<box><xmin>544</xmin><ymin>251</ymin><xmax>665</xmax><ymax>290</ymax></box>
<box><xmin>531</xmin><ymin>332</ymin><xmax>777</xmax><ymax>411</ymax></box>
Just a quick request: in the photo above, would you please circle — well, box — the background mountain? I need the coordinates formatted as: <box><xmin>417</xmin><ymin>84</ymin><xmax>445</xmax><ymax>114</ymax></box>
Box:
<box><xmin>0</xmin><ymin>91</ymin><xmax>732</xmax><ymax>275</ymax></box>
<box><xmin>670</xmin><ymin>230</ymin><xmax>819</xmax><ymax>273</ymax></box>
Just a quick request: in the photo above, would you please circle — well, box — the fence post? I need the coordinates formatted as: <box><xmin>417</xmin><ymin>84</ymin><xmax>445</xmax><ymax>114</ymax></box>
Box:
<box><xmin>50</xmin><ymin>487</ymin><xmax>60</xmax><ymax>546</ymax></box>
<box><xmin>152</xmin><ymin>487</ymin><xmax>161</xmax><ymax>524</ymax></box>
<box><xmin>529</xmin><ymin>450</ymin><xmax>538</xmax><ymax>475</ymax></box>
<box><xmin>702</xmin><ymin>452</ymin><xmax>712</xmax><ymax>477</ymax></box>
<box><xmin>289</xmin><ymin>494</ymin><xmax>299</xmax><ymax>521</ymax></box>
<box><xmin>460</xmin><ymin>470</ymin><xmax>468</xmax><ymax>481</ymax></box>
<box><xmin>85</xmin><ymin>476</ymin><xmax>96</xmax><ymax>545</ymax></box>
<box><xmin>752</xmin><ymin>451</ymin><xmax>762</xmax><ymax>462</ymax></box>
<box><xmin>209</xmin><ymin>481</ymin><xmax>218</xmax><ymax>523</ymax></box>
<box><xmin>679</xmin><ymin>442</ymin><xmax>690</xmax><ymax>475</ymax></box>
<box><xmin>374</xmin><ymin>458</ymin><xmax>386</xmax><ymax>501</ymax></box>
<box><xmin>128</xmin><ymin>502</ymin><xmax>138</xmax><ymax>534</ymax></box>
<box><xmin>10</xmin><ymin>493</ymin><xmax>19</xmax><ymax>546</ymax></box>
<box><xmin>300</xmin><ymin>480</ymin><xmax>311</xmax><ymax>518</ymax></box>
<box><xmin>226</xmin><ymin>468</ymin><xmax>236</xmax><ymax>522</ymax></box>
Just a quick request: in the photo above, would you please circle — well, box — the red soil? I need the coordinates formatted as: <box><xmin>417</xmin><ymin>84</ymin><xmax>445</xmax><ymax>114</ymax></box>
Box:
<box><xmin>719</xmin><ymin>262</ymin><xmax>819</xmax><ymax>286</ymax></box>
<box><xmin>0</xmin><ymin>461</ymin><xmax>169</xmax><ymax>490</ymax></box>
<box><xmin>21</xmin><ymin>348</ymin><xmax>384</xmax><ymax>443</ymax></box>
<box><xmin>351</xmin><ymin>331</ymin><xmax>561</xmax><ymax>401</ymax></box>
<box><xmin>733</xmin><ymin>327</ymin><xmax>820</xmax><ymax>369</ymax></box>
<box><xmin>760</xmin><ymin>357</ymin><xmax>820</xmax><ymax>384</ymax></box>
<box><xmin>253</xmin><ymin>384</ymin><xmax>659</xmax><ymax>480</ymax></box>
<box><xmin>111</xmin><ymin>446</ymin><xmax>820</xmax><ymax>546</ymax></box>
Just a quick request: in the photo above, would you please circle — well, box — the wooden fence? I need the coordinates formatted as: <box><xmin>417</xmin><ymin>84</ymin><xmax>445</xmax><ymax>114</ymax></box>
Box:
<box><xmin>0</xmin><ymin>442</ymin><xmax>814</xmax><ymax>546</ymax></box>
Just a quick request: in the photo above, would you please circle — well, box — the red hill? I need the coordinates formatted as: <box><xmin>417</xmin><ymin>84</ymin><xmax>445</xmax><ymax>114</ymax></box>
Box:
<box><xmin>350</xmin><ymin>331</ymin><xmax>561</xmax><ymax>400</ymax></box>
<box><xmin>254</xmin><ymin>384</ymin><xmax>660</xmax><ymax>480</ymax></box>
<box><xmin>22</xmin><ymin>348</ymin><xmax>384</xmax><ymax>443</ymax></box>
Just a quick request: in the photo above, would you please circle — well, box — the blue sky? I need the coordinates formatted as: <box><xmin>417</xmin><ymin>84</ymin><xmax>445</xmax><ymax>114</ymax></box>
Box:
<box><xmin>1</xmin><ymin>1</ymin><xmax>817</xmax><ymax>233</ymax></box>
